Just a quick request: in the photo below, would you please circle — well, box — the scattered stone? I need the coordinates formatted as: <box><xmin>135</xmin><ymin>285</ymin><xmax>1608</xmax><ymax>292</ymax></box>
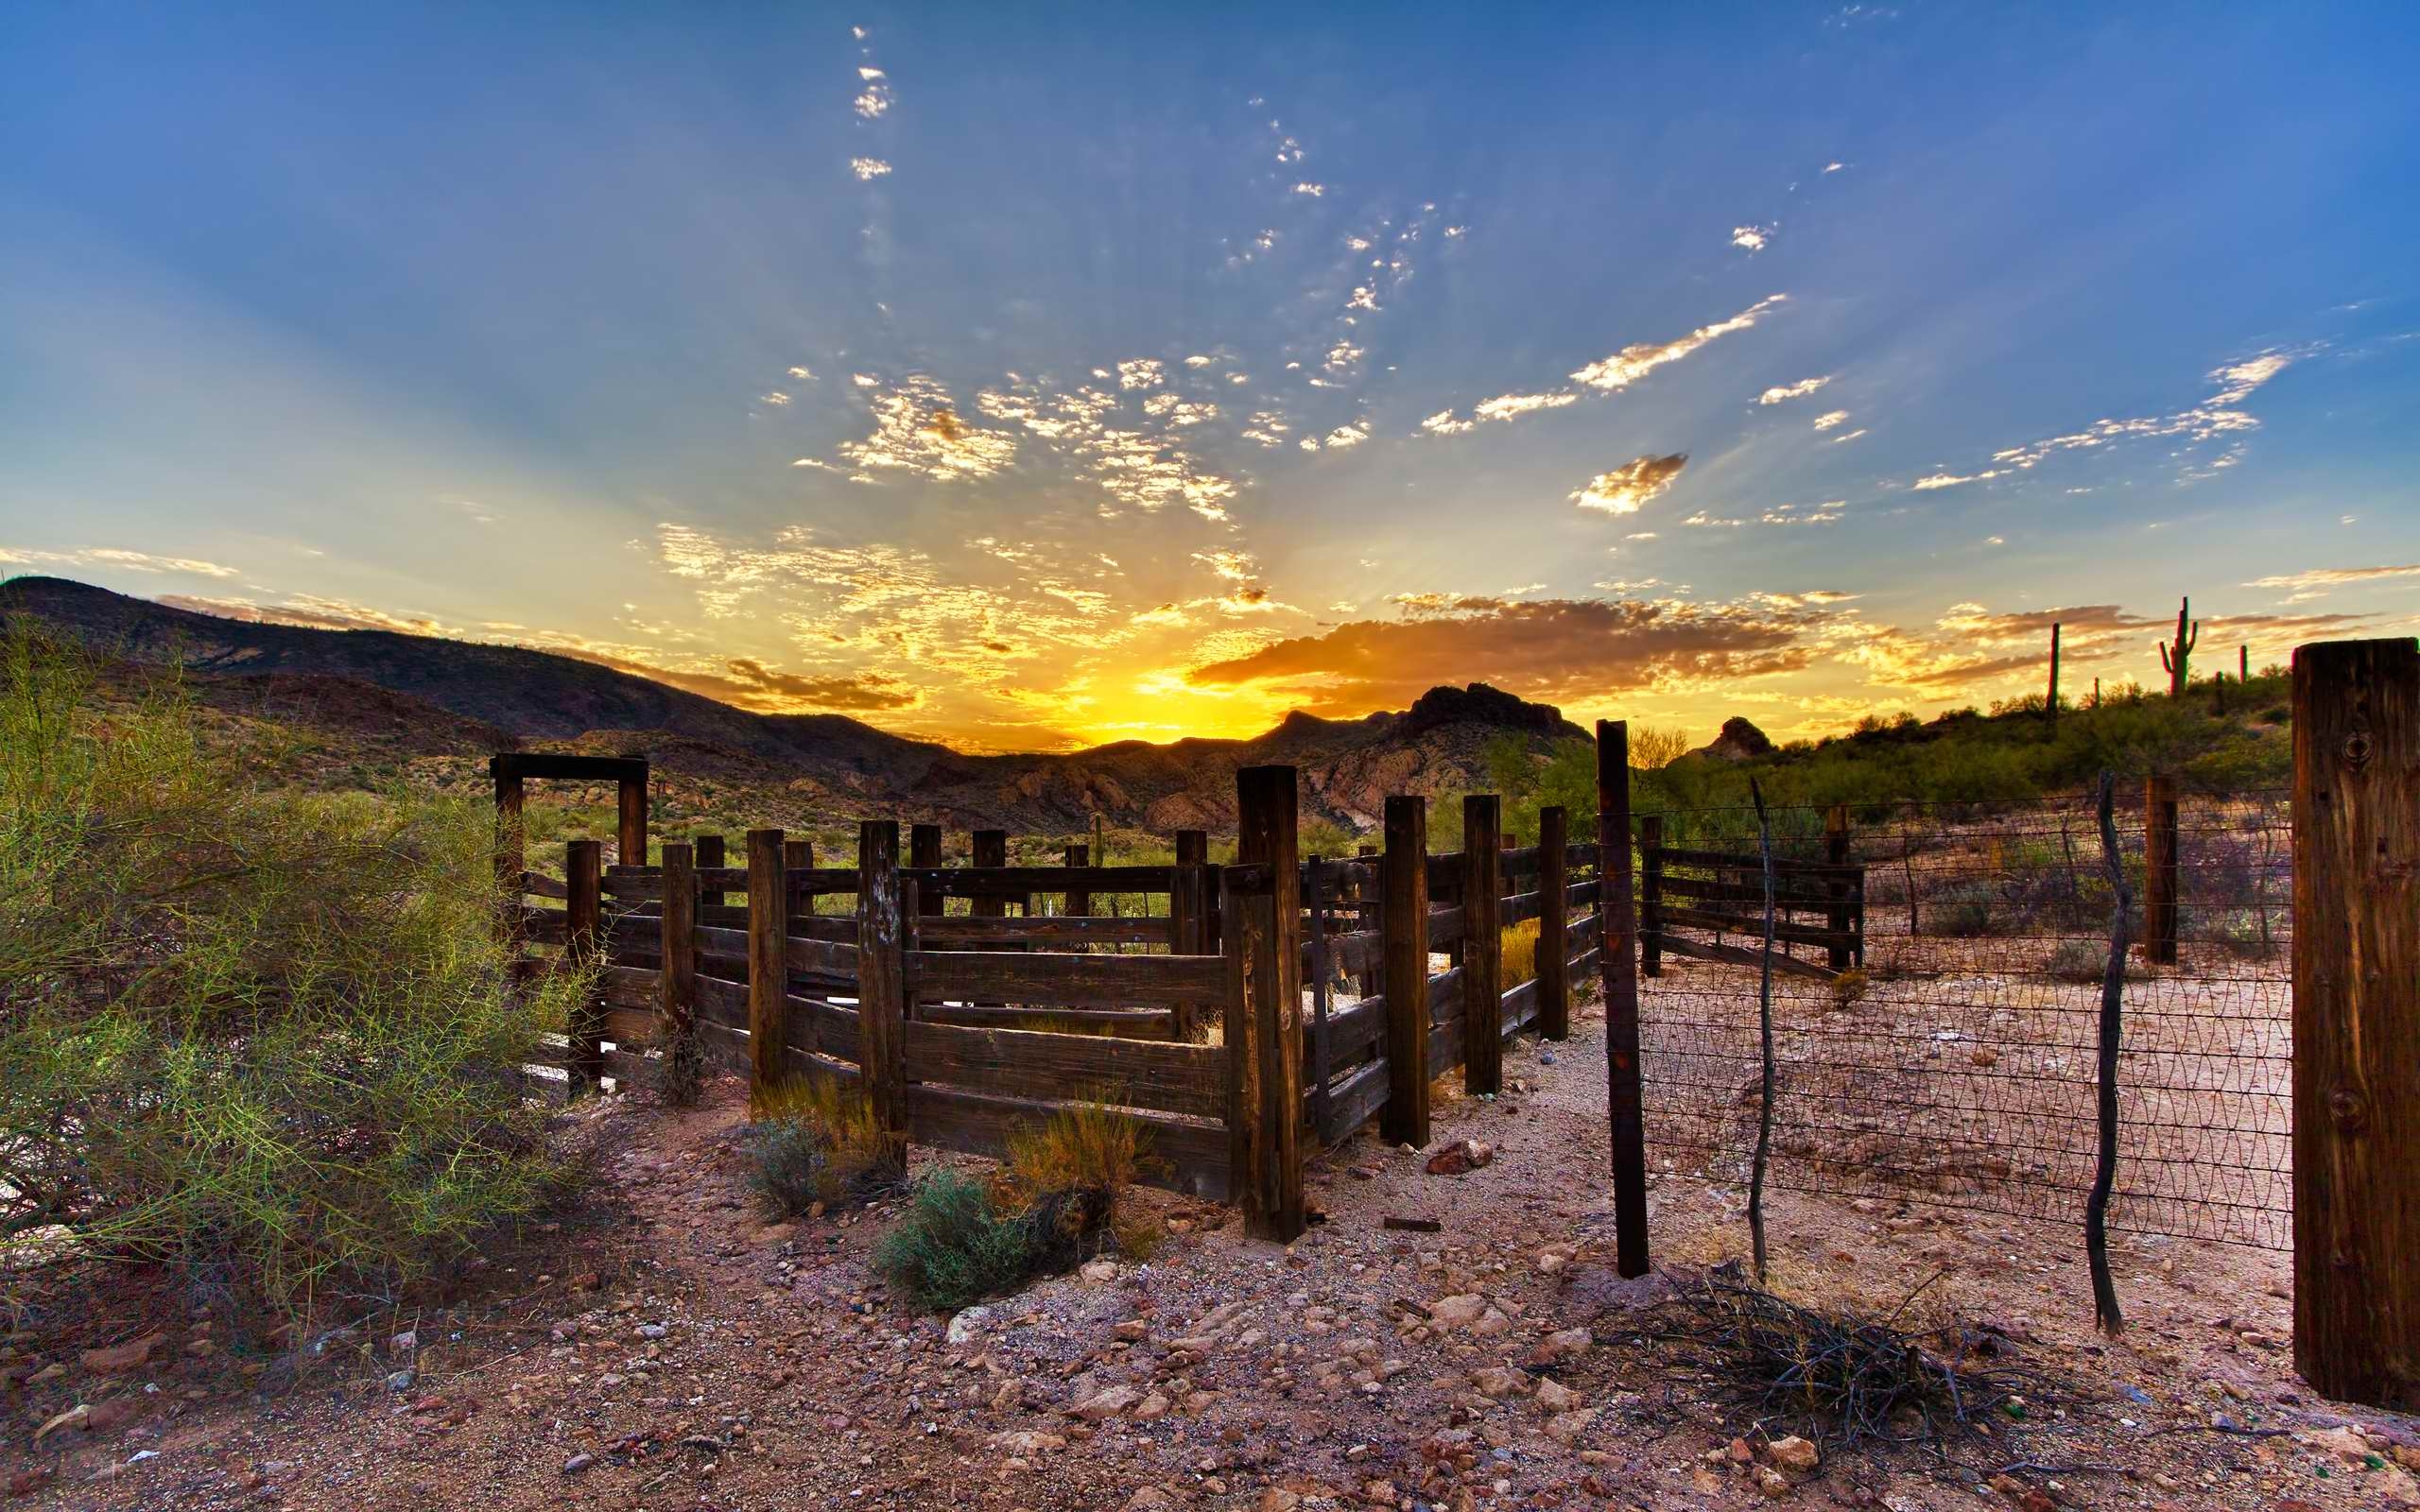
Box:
<box><xmin>1070</xmin><ymin>1383</ymin><xmax>1142</xmax><ymax>1421</ymax></box>
<box><xmin>78</xmin><ymin>1335</ymin><xmax>162</xmax><ymax>1377</ymax></box>
<box><xmin>1534</xmin><ymin>1379</ymin><xmax>1583</xmax><ymax>1412</ymax></box>
<box><xmin>1425</xmin><ymin>1141</ymin><xmax>1495</xmax><ymax>1176</ymax></box>
<box><xmin>561</xmin><ymin>1453</ymin><xmax>595</xmax><ymax>1475</ymax></box>
<box><xmin>1429</xmin><ymin>1295</ymin><xmax>1489</xmax><ymax>1327</ymax></box>
<box><xmin>947</xmin><ymin>1306</ymin><xmax>994</xmax><ymax>1346</ymax></box>
<box><xmin>1767</xmin><ymin>1435</ymin><xmax>1819</xmax><ymax>1474</ymax></box>
<box><xmin>32</xmin><ymin>1404</ymin><xmax>89</xmax><ymax>1444</ymax></box>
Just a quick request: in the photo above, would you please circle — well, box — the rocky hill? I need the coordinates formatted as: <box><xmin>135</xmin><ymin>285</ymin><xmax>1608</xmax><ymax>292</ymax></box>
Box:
<box><xmin>5</xmin><ymin>576</ymin><xmax>1591</xmax><ymax>833</ymax></box>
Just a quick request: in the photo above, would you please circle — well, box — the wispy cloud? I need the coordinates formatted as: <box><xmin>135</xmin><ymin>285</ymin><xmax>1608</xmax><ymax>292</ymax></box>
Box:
<box><xmin>2244</xmin><ymin>563</ymin><xmax>2420</xmax><ymax>602</ymax></box>
<box><xmin>1424</xmin><ymin>295</ymin><xmax>1788</xmax><ymax>434</ymax></box>
<box><xmin>3</xmin><ymin>545</ymin><xmax>240</xmax><ymax>578</ymax></box>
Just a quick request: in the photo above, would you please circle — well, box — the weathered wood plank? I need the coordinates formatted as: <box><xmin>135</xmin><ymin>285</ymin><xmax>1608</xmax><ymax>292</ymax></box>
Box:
<box><xmin>1316</xmin><ymin>1056</ymin><xmax>1390</xmax><ymax>1146</ymax></box>
<box><xmin>917</xmin><ymin>915</ymin><xmax>1174</xmax><ymax>946</ymax></box>
<box><xmin>1599</xmin><ymin>720</ymin><xmax>1650</xmax><ymax>1279</ymax></box>
<box><xmin>1461</xmin><ymin>796</ymin><xmax>1503</xmax><ymax>1096</ymax></box>
<box><xmin>1382</xmin><ymin>795</ymin><xmax>1430</xmax><ymax>1147</ymax></box>
<box><xmin>906</xmin><ymin>1084</ymin><xmax>1229</xmax><ymax>1200</ymax></box>
<box><xmin>901</xmin><ymin>1018</ymin><xmax>1225</xmax><ymax>1119</ymax></box>
<box><xmin>1655</xmin><ymin>932</ymin><xmax>1842</xmax><ymax>981</ymax></box>
<box><xmin>745</xmin><ymin>829</ymin><xmax>787</xmax><ymax>1092</ymax></box>
<box><xmin>907</xmin><ymin>865</ymin><xmax>1178</xmax><ymax>898</ymax></box>
<box><xmin>856</xmin><ymin>821</ymin><xmax>908</xmax><ymax>1154</ymax></box>
<box><xmin>907</xmin><ymin>951</ymin><xmax>1226</xmax><ymax>1006</ymax></box>
<box><xmin>1537</xmin><ymin>806</ymin><xmax>1569</xmax><ymax>1040</ymax></box>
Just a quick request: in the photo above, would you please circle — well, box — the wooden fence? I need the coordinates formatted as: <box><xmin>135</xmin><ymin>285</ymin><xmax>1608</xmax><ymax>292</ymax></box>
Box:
<box><xmin>503</xmin><ymin>765</ymin><xmax>1612</xmax><ymax>1242</ymax></box>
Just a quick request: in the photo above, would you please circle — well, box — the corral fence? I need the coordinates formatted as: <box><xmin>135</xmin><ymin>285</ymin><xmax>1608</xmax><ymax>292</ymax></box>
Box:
<box><xmin>493</xmin><ymin>636</ymin><xmax>2420</xmax><ymax>1411</ymax></box>
<box><xmin>499</xmin><ymin>764</ymin><xmax>1608</xmax><ymax>1241</ymax></box>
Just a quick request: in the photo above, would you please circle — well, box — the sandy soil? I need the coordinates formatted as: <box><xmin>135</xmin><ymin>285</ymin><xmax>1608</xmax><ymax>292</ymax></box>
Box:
<box><xmin>8</xmin><ymin>994</ymin><xmax>2413</xmax><ymax>1512</ymax></box>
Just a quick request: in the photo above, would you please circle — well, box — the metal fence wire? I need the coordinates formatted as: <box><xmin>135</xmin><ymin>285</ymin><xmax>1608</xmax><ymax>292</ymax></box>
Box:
<box><xmin>1634</xmin><ymin>787</ymin><xmax>2291</xmax><ymax>1249</ymax></box>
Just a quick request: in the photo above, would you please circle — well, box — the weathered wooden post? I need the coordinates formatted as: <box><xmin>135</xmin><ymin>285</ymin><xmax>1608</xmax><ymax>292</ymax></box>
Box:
<box><xmin>911</xmin><ymin>824</ymin><xmax>943</xmax><ymax>918</ymax></box>
<box><xmin>856</xmin><ymin>820</ymin><xmax>909</xmax><ymax>1162</ymax></box>
<box><xmin>660</xmin><ymin>841</ymin><xmax>697</xmax><ymax>1050</ymax></box>
<box><xmin>617</xmin><ymin>772</ymin><xmax>648</xmax><ymax>868</ymax></box>
<box><xmin>2293</xmin><ymin>637</ymin><xmax>2420</xmax><ymax>1410</ymax></box>
<box><xmin>1168</xmin><ymin>860</ymin><xmax>1206</xmax><ymax>1040</ymax></box>
<box><xmin>1537</xmin><ymin>806</ymin><xmax>1570</xmax><ymax>1040</ymax></box>
<box><xmin>695</xmin><ymin>833</ymin><xmax>725</xmax><ymax>911</ymax></box>
<box><xmin>1597</xmin><ymin>720</ymin><xmax>1651</xmax><ymax>1278</ymax></box>
<box><xmin>1230</xmin><ymin>765</ymin><xmax>1304</xmax><ymax>1241</ymax></box>
<box><xmin>1172</xmin><ymin>830</ymin><xmax>1206</xmax><ymax>953</ymax></box>
<box><xmin>1824</xmin><ymin>803</ymin><xmax>1854</xmax><ymax>972</ymax></box>
<box><xmin>1065</xmin><ymin>843</ymin><xmax>1091</xmax><ymax>920</ymax></box>
<box><xmin>1461</xmin><ymin>796</ymin><xmax>1505</xmax><ymax>1094</ymax></box>
<box><xmin>1178</xmin><ymin>830</ymin><xmax>1221</xmax><ymax>953</ymax></box>
<box><xmin>493</xmin><ymin>760</ymin><xmax>527</xmax><ymax>897</ymax></box>
<box><xmin>2143</xmin><ymin>774</ymin><xmax>2179</xmax><ymax>966</ymax></box>
<box><xmin>745</xmin><ymin>828</ymin><xmax>788</xmax><ymax>1095</ymax></box>
<box><xmin>564</xmin><ymin>839</ymin><xmax>604</xmax><ymax>1091</ymax></box>
<box><xmin>1380</xmin><ymin>796</ymin><xmax>1430</xmax><ymax>1148</ymax></box>
<box><xmin>1638</xmin><ymin>815</ymin><xmax>1664</xmax><ymax>978</ymax></box>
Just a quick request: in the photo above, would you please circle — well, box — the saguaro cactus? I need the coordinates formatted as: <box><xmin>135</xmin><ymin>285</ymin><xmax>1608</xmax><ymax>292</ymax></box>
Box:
<box><xmin>2159</xmin><ymin>597</ymin><xmax>2199</xmax><ymax>698</ymax></box>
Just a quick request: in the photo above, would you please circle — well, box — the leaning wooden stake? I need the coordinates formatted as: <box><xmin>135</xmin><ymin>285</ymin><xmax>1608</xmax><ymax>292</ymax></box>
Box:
<box><xmin>1746</xmin><ymin>780</ymin><xmax>1776</xmax><ymax>1282</ymax></box>
<box><xmin>744</xmin><ymin>828</ymin><xmax>788</xmax><ymax>1097</ymax></box>
<box><xmin>2142</xmin><ymin>775</ymin><xmax>2179</xmax><ymax>966</ymax></box>
<box><xmin>2292</xmin><ymin>636</ymin><xmax>2420</xmax><ymax>1409</ymax></box>
<box><xmin>1597</xmin><ymin>720</ymin><xmax>1651</xmax><ymax>1279</ymax></box>
<box><xmin>1380</xmin><ymin>796</ymin><xmax>1431</xmax><ymax>1148</ymax></box>
<box><xmin>2085</xmin><ymin>771</ymin><xmax>2130</xmax><ymax>1336</ymax></box>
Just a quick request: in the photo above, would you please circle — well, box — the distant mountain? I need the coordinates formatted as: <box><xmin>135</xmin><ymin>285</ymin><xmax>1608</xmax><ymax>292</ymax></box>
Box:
<box><xmin>4</xmin><ymin>576</ymin><xmax>1591</xmax><ymax>833</ymax></box>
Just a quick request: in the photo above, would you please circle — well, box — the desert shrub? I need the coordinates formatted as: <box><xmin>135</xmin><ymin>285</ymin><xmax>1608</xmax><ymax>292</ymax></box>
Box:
<box><xmin>647</xmin><ymin>1025</ymin><xmax>710</xmax><ymax>1108</ymax></box>
<box><xmin>873</xmin><ymin>1170</ymin><xmax>1040</xmax><ymax>1312</ymax></box>
<box><xmin>1826</xmin><ymin>967</ymin><xmax>1870</xmax><ymax>1010</ymax></box>
<box><xmin>1927</xmin><ymin>881</ymin><xmax>2000</xmax><ymax>937</ymax></box>
<box><xmin>2047</xmin><ymin>936</ymin><xmax>2109</xmax><ymax>983</ymax></box>
<box><xmin>1000</xmin><ymin>1101</ymin><xmax>1164</xmax><ymax>1261</ymax></box>
<box><xmin>745</xmin><ymin>1076</ymin><xmax>899</xmax><ymax>1215</ymax></box>
<box><xmin>0</xmin><ymin>627</ymin><xmax>576</xmax><ymax>1319</ymax></box>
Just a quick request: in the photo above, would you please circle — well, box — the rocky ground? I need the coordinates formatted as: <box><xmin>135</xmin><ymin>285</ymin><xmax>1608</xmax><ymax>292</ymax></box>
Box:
<box><xmin>8</xmin><ymin>998</ymin><xmax>2416</xmax><ymax>1512</ymax></box>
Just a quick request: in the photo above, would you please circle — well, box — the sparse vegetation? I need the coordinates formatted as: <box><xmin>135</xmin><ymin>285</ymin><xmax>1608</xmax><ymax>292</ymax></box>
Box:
<box><xmin>744</xmin><ymin>1076</ymin><xmax>901</xmax><ymax>1216</ymax></box>
<box><xmin>0</xmin><ymin>627</ymin><xmax>578</xmax><ymax>1321</ymax></box>
<box><xmin>873</xmin><ymin>1170</ymin><xmax>1046</xmax><ymax>1312</ymax></box>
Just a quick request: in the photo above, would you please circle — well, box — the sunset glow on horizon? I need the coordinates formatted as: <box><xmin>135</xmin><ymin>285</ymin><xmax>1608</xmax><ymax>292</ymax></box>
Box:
<box><xmin>5</xmin><ymin>6</ymin><xmax>2417</xmax><ymax>753</ymax></box>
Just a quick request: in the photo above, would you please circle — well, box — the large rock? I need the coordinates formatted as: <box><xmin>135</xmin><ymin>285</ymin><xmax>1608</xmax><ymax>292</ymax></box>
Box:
<box><xmin>1684</xmin><ymin>717</ymin><xmax>1775</xmax><ymax>764</ymax></box>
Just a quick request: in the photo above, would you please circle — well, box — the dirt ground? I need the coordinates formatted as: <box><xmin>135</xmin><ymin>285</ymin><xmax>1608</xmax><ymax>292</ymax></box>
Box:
<box><xmin>8</xmin><ymin>994</ymin><xmax>2414</xmax><ymax>1512</ymax></box>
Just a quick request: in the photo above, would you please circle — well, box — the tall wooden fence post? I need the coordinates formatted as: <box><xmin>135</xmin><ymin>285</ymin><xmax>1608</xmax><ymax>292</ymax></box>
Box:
<box><xmin>1462</xmin><ymin>795</ymin><xmax>1504</xmax><ymax>1094</ymax></box>
<box><xmin>1597</xmin><ymin>720</ymin><xmax>1651</xmax><ymax>1279</ymax></box>
<box><xmin>1065</xmin><ymin>844</ymin><xmax>1091</xmax><ymax>919</ymax></box>
<box><xmin>1168</xmin><ymin>860</ymin><xmax>1206</xmax><ymax>1040</ymax></box>
<box><xmin>1824</xmin><ymin>803</ymin><xmax>1853</xmax><ymax>972</ymax></box>
<box><xmin>564</xmin><ymin>839</ymin><xmax>604</xmax><ymax>1092</ymax></box>
<box><xmin>1177</xmin><ymin>830</ymin><xmax>1219</xmax><ymax>952</ymax></box>
<box><xmin>695</xmin><ymin>833</ymin><xmax>725</xmax><ymax>911</ymax></box>
<box><xmin>617</xmin><ymin>773</ymin><xmax>648</xmax><ymax>868</ymax></box>
<box><xmin>857</xmin><ymin>820</ymin><xmax>909</xmax><ymax>1163</ymax></box>
<box><xmin>1380</xmin><ymin>796</ymin><xmax>1430</xmax><ymax>1148</ymax></box>
<box><xmin>911</xmin><ymin>824</ymin><xmax>943</xmax><ymax>919</ymax></box>
<box><xmin>660</xmin><ymin>841</ymin><xmax>698</xmax><ymax>1052</ymax></box>
<box><xmin>1537</xmin><ymin>806</ymin><xmax>1570</xmax><ymax>1040</ymax></box>
<box><xmin>1232</xmin><ymin>765</ymin><xmax>1304</xmax><ymax>1241</ymax></box>
<box><xmin>2292</xmin><ymin>637</ymin><xmax>2420</xmax><ymax>1410</ymax></box>
<box><xmin>745</xmin><ymin>828</ymin><xmax>788</xmax><ymax>1097</ymax></box>
<box><xmin>2144</xmin><ymin>774</ymin><xmax>2179</xmax><ymax>966</ymax></box>
<box><xmin>493</xmin><ymin>762</ymin><xmax>526</xmax><ymax>899</ymax></box>
<box><xmin>1639</xmin><ymin>815</ymin><xmax>1664</xmax><ymax>978</ymax></box>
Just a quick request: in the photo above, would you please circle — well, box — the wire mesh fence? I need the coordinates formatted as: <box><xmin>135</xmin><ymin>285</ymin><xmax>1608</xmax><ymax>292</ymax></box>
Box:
<box><xmin>1634</xmin><ymin>785</ymin><xmax>2291</xmax><ymax>1249</ymax></box>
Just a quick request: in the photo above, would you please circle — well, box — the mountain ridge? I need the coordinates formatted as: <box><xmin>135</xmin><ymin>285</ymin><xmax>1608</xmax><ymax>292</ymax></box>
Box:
<box><xmin>3</xmin><ymin>575</ymin><xmax>1593</xmax><ymax>832</ymax></box>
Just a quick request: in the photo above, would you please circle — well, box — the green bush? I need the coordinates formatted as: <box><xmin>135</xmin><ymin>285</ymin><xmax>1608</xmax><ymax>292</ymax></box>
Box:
<box><xmin>745</xmin><ymin>1077</ymin><xmax>899</xmax><ymax>1214</ymax></box>
<box><xmin>0</xmin><ymin>625</ymin><xmax>579</xmax><ymax>1319</ymax></box>
<box><xmin>874</xmin><ymin>1170</ymin><xmax>1040</xmax><ymax>1312</ymax></box>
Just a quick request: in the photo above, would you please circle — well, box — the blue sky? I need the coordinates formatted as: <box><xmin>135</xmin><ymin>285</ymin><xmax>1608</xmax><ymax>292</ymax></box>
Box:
<box><xmin>5</xmin><ymin>3</ymin><xmax>2416</xmax><ymax>748</ymax></box>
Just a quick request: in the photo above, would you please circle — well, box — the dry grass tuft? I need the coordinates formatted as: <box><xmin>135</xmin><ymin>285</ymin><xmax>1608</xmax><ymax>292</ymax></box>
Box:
<box><xmin>744</xmin><ymin>1075</ymin><xmax>900</xmax><ymax>1216</ymax></box>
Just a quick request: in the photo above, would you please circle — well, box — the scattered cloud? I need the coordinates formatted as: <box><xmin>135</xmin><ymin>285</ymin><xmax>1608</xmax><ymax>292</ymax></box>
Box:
<box><xmin>1569</xmin><ymin>454</ymin><xmax>1688</xmax><ymax>515</ymax></box>
<box><xmin>1420</xmin><ymin>295</ymin><xmax>1787</xmax><ymax>434</ymax></box>
<box><xmin>158</xmin><ymin>593</ymin><xmax>454</xmax><ymax>634</ymax></box>
<box><xmin>851</xmin><ymin>157</ymin><xmax>892</xmax><ymax>180</ymax></box>
<box><xmin>1757</xmin><ymin>376</ymin><xmax>1833</xmax><ymax>405</ymax></box>
<box><xmin>838</xmin><ymin>374</ymin><xmax>1019</xmax><ymax>482</ymax></box>
<box><xmin>1730</xmin><ymin>225</ymin><xmax>1772</xmax><ymax>252</ymax></box>
<box><xmin>1811</xmin><ymin>409</ymin><xmax>1851</xmax><ymax>431</ymax></box>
